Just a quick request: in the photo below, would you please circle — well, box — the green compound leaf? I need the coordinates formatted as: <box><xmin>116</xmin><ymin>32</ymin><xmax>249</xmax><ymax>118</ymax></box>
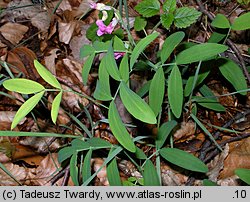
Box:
<box><xmin>120</xmin><ymin>81</ymin><xmax>157</xmax><ymax>124</ymax></box>
<box><xmin>143</xmin><ymin>160</ymin><xmax>161</xmax><ymax>186</ymax></box>
<box><xmin>3</xmin><ymin>78</ymin><xmax>45</xmax><ymax>94</ymax></box>
<box><xmin>108</xmin><ymin>101</ymin><xmax>136</xmax><ymax>153</ymax></box>
<box><xmin>135</xmin><ymin>0</ymin><xmax>160</xmax><ymax>18</ymax></box>
<box><xmin>231</xmin><ymin>12</ymin><xmax>250</xmax><ymax>31</ymax></box>
<box><xmin>218</xmin><ymin>58</ymin><xmax>248</xmax><ymax>95</ymax></box>
<box><xmin>176</xmin><ymin>43</ymin><xmax>228</xmax><ymax>65</ymax></box>
<box><xmin>11</xmin><ymin>91</ymin><xmax>44</xmax><ymax>130</ymax></box>
<box><xmin>235</xmin><ymin>168</ymin><xmax>250</xmax><ymax>185</ymax></box>
<box><xmin>161</xmin><ymin>31</ymin><xmax>185</xmax><ymax>64</ymax></box>
<box><xmin>34</xmin><ymin>60</ymin><xmax>61</xmax><ymax>89</ymax></box>
<box><xmin>107</xmin><ymin>157</ymin><xmax>122</xmax><ymax>186</ymax></box>
<box><xmin>149</xmin><ymin>67</ymin><xmax>165</xmax><ymax>116</ymax></box>
<box><xmin>168</xmin><ymin>65</ymin><xmax>183</xmax><ymax>118</ymax></box>
<box><xmin>156</xmin><ymin>120</ymin><xmax>178</xmax><ymax>149</ymax></box>
<box><xmin>134</xmin><ymin>16</ymin><xmax>147</xmax><ymax>31</ymax></box>
<box><xmin>163</xmin><ymin>0</ymin><xmax>176</xmax><ymax>13</ymax></box>
<box><xmin>51</xmin><ymin>91</ymin><xmax>62</xmax><ymax>124</ymax></box>
<box><xmin>130</xmin><ymin>32</ymin><xmax>159</xmax><ymax>69</ymax></box>
<box><xmin>82</xmin><ymin>53</ymin><xmax>95</xmax><ymax>85</ymax></box>
<box><xmin>211</xmin><ymin>14</ymin><xmax>231</xmax><ymax>29</ymax></box>
<box><xmin>160</xmin><ymin>148</ymin><xmax>208</xmax><ymax>173</ymax></box>
<box><xmin>174</xmin><ymin>7</ymin><xmax>201</xmax><ymax>28</ymax></box>
<box><xmin>70</xmin><ymin>152</ymin><xmax>79</xmax><ymax>185</ymax></box>
<box><xmin>160</xmin><ymin>12</ymin><xmax>174</xmax><ymax>29</ymax></box>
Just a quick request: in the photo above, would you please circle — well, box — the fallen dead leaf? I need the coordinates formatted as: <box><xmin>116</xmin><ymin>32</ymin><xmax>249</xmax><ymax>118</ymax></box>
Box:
<box><xmin>58</xmin><ymin>20</ymin><xmax>80</xmax><ymax>44</ymax></box>
<box><xmin>44</xmin><ymin>48</ymin><xmax>60</xmax><ymax>75</ymax></box>
<box><xmin>0</xmin><ymin>22</ymin><xmax>28</xmax><ymax>45</ymax></box>
<box><xmin>173</xmin><ymin>121</ymin><xmax>196</xmax><ymax>141</ymax></box>
<box><xmin>92</xmin><ymin>158</ymin><xmax>109</xmax><ymax>186</ymax></box>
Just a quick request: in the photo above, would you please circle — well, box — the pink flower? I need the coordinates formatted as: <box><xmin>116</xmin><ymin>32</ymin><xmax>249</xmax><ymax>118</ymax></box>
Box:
<box><xmin>96</xmin><ymin>18</ymin><xmax>118</xmax><ymax>36</ymax></box>
<box><xmin>89</xmin><ymin>2</ymin><xmax>97</xmax><ymax>9</ymax></box>
<box><xmin>114</xmin><ymin>52</ymin><xmax>125</xmax><ymax>60</ymax></box>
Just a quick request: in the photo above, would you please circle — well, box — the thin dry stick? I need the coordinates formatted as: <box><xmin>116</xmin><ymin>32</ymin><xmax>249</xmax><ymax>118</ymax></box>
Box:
<box><xmin>195</xmin><ymin>0</ymin><xmax>250</xmax><ymax>84</ymax></box>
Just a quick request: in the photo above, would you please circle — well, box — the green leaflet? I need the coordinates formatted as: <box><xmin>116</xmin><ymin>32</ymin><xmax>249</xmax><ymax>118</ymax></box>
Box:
<box><xmin>51</xmin><ymin>91</ymin><xmax>62</xmax><ymax>124</ymax></box>
<box><xmin>120</xmin><ymin>81</ymin><xmax>156</xmax><ymax>124</ymax></box>
<box><xmin>218</xmin><ymin>58</ymin><xmax>248</xmax><ymax>95</ymax></box>
<box><xmin>11</xmin><ymin>91</ymin><xmax>44</xmax><ymax>129</ymax></box>
<box><xmin>134</xmin><ymin>0</ymin><xmax>160</xmax><ymax>18</ymax></box>
<box><xmin>3</xmin><ymin>78</ymin><xmax>45</xmax><ymax>94</ymax></box>
<box><xmin>113</xmin><ymin>36</ymin><xmax>125</xmax><ymax>51</ymax></box>
<box><xmin>82</xmin><ymin>149</ymin><xmax>92</xmax><ymax>183</ymax></box>
<box><xmin>135</xmin><ymin>147</ymin><xmax>147</xmax><ymax>159</ymax></box>
<box><xmin>143</xmin><ymin>160</ymin><xmax>160</xmax><ymax>186</ymax></box>
<box><xmin>161</xmin><ymin>31</ymin><xmax>185</xmax><ymax>64</ymax></box>
<box><xmin>203</xmin><ymin>179</ymin><xmax>218</xmax><ymax>186</ymax></box>
<box><xmin>160</xmin><ymin>13</ymin><xmax>174</xmax><ymax>29</ymax></box>
<box><xmin>119</xmin><ymin>54</ymin><xmax>129</xmax><ymax>83</ymax></box>
<box><xmin>58</xmin><ymin>146</ymin><xmax>76</xmax><ymax>163</ymax></box>
<box><xmin>34</xmin><ymin>60</ymin><xmax>61</xmax><ymax>89</ymax></box>
<box><xmin>160</xmin><ymin>148</ymin><xmax>208</xmax><ymax>173</ymax></box>
<box><xmin>104</xmin><ymin>43</ymin><xmax>121</xmax><ymax>81</ymax></box>
<box><xmin>93</xmin><ymin>57</ymin><xmax>112</xmax><ymax>101</ymax></box>
<box><xmin>163</xmin><ymin>0</ymin><xmax>176</xmax><ymax>13</ymax></box>
<box><xmin>168</xmin><ymin>65</ymin><xmax>183</xmax><ymax>118</ymax></box>
<box><xmin>87</xmin><ymin>137</ymin><xmax>112</xmax><ymax>149</ymax></box>
<box><xmin>108</xmin><ymin>101</ymin><xmax>136</xmax><ymax>153</ymax></box>
<box><xmin>70</xmin><ymin>152</ymin><xmax>79</xmax><ymax>185</ymax></box>
<box><xmin>107</xmin><ymin>157</ymin><xmax>122</xmax><ymax>186</ymax></box>
<box><xmin>134</xmin><ymin>16</ymin><xmax>147</xmax><ymax>31</ymax></box>
<box><xmin>174</xmin><ymin>7</ymin><xmax>201</xmax><ymax>28</ymax></box>
<box><xmin>156</xmin><ymin>120</ymin><xmax>177</xmax><ymax>149</ymax></box>
<box><xmin>231</xmin><ymin>12</ymin><xmax>250</xmax><ymax>30</ymax></box>
<box><xmin>211</xmin><ymin>14</ymin><xmax>230</xmax><ymax>29</ymax></box>
<box><xmin>130</xmin><ymin>32</ymin><xmax>159</xmax><ymax>69</ymax></box>
<box><xmin>192</xmin><ymin>96</ymin><xmax>225</xmax><ymax>112</ymax></box>
<box><xmin>149</xmin><ymin>67</ymin><xmax>165</xmax><ymax>116</ymax></box>
<box><xmin>235</xmin><ymin>168</ymin><xmax>250</xmax><ymax>185</ymax></box>
<box><xmin>80</xmin><ymin>45</ymin><xmax>95</xmax><ymax>58</ymax></box>
<box><xmin>176</xmin><ymin>43</ymin><xmax>228</xmax><ymax>65</ymax></box>
<box><xmin>82</xmin><ymin>53</ymin><xmax>95</xmax><ymax>85</ymax></box>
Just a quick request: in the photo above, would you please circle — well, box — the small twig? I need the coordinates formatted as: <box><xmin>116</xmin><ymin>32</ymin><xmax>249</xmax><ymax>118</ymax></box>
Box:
<box><xmin>61</xmin><ymin>165</ymin><xmax>70</xmax><ymax>186</ymax></box>
<box><xmin>195</xmin><ymin>0</ymin><xmax>250</xmax><ymax>84</ymax></box>
<box><xmin>50</xmin><ymin>165</ymin><xmax>70</xmax><ymax>185</ymax></box>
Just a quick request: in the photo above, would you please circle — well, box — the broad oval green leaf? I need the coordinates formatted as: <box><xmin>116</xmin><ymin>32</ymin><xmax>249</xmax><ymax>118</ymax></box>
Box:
<box><xmin>156</xmin><ymin>120</ymin><xmax>177</xmax><ymax>149</ymax></box>
<box><xmin>160</xmin><ymin>13</ymin><xmax>174</xmax><ymax>29</ymax></box>
<box><xmin>71</xmin><ymin>139</ymin><xmax>90</xmax><ymax>151</ymax></box>
<box><xmin>34</xmin><ymin>60</ymin><xmax>61</xmax><ymax>89</ymax></box>
<box><xmin>163</xmin><ymin>0</ymin><xmax>176</xmax><ymax>13</ymax></box>
<box><xmin>231</xmin><ymin>12</ymin><xmax>250</xmax><ymax>31</ymax></box>
<box><xmin>143</xmin><ymin>160</ymin><xmax>160</xmax><ymax>186</ymax></box>
<box><xmin>176</xmin><ymin>43</ymin><xmax>228</xmax><ymax>65</ymax></box>
<box><xmin>218</xmin><ymin>58</ymin><xmax>248</xmax><ymax>95</ymax></box>
<box><xmin>93</xmin><ymin>80</ymin><xmax>113</xmax><ymax>101</ymax></box>
<box><xmin>3</xmin><ymin>78</ymin><xmax>45</xmax><ymax>94</ymax></box>
<box><xmin>174</xmin><ymin>7</ymin><xmax>201</xmax><ymax>28</ymax></box>
<box><xmin>108</xmin><ymin>101</ymin><xmax>136</xmax><ymax>152</ymax></box>
<box><xmin>134</xmin><ymin>16</ymin><xmax>147</xmax><ymax>31</ymax></box>
<box><xmin>82</xmin><ymin>53</ymin><xmax>95</xmax><ymax>85</ymax></box>
<box><xmin>113</xmin><ymin>36</ymin><xmax>125</xmax><ymax>51</ymax></box>
<box><xmin>11</xmin><ymin>91</ymin><xmax>44</xmax><ymax>129</ymax></box>
<box><xmin>235</xmin><ymin>168</ymin><xmax>250</xmax><ymax>185</ymax></box>
<box><xmin>211</xmin><ymin>14</ymin><xmax>231</xmax><ymax>29</ymax></box>
<box><xmin>104</xmin><ymin>43</ymin><xmax>121</xmax><ymax>81</ymax></box>
<box><xmin>160</xmin><ymin>148</ymin><xmax>208</xmax><ymax>173</ymax></box>
<box><xmin>134</xmin><ymin>0</ymin><xmax>160</xmax><ymax>18</ymax></box>
<box><xmin>120</xmin><ymin>81</ymin><xmax>156</xmax><ymax>124</ymax></box>
<box><xmin>161</xmin><ymin>31</ymin><xmax>185</xmax><ymax>63</ymax></box>
<box><xmin>135</xmin><ymin>147</ymin><xmax>147</xmax><ymax>159</ymax></box>
<box><xmin>82</xmin><ymin>149</ymin><xmax>92</xmax><ymax>183</ymax></box>
<box><xmin>107</xmin><ymin>158</ymin><xmax>122</xmax><ymax>186</ymax></box>
<box><xmin>51</xmin><ymin>91</ymin><xmax>62</xmax><ymax>124</ymax></box>
<box><xmin>149</xmin><ymin>67</ymin><xmax>165</xmax><ymax>116</ymax></box>
<box><xmin>168</xmin><ymin>65</ymin><xmax>183</xmax><ymax>118</ymax></box>
<box><xmin>130</xmin><ymin>32</ymin><xmax>159</xmax><ymax>69</ymax></box>
<box><xmin>70</xmin><ymin>152</ymin><xmax>79</xmax><ymax>185</ymax></box>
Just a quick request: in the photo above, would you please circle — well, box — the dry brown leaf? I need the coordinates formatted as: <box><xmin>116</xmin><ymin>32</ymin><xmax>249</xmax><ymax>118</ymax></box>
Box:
<box><xmin>44</xmin><ymin>48</ymin><xmax>60</xmax><ymax>75</ymax></box>
<box><xmin>217</xmin><ymin>175</ymin><xmax>240</xmax><ymax>186</ymax></box>
<box><xmin>63</xmin><ymin>58</ymin><xmax>83</xmax><ymax>83</ymax></box>
<box><xmin>220</xmin><ymin>137</ymin><xmax>250</xmax><ymax>179</ymax></box>
<box><xmin>0</xmin><ymin>22</ymin><xmax>28</xmax><ymax>45</ymax></box>
<box><xmin>173</xmin><ymin>121</ymin><xmax>195</xmax><ymax>141</ymax></box>
<box><xmin>207</xmin><ymin>144</ymin><xmax>229</xmax><ymax>181</ymax></box>
<box><xmin>0</xmin><ymin>111</ymin><xmax>26</xmax><ymax>124</ymax></box>
<box><xmin>0</xmin><ymin>163</ymin><xmax>28</xmax><ymax>186</ymax></box>
<box><xmin>58</xmin><ymin>21</ymin><xmax>79</xmax><ymax>44</ymax></box>
<box><xmin>118</xmin><ymin>160</ymin><xmax>142</xmax><ymax>178</ymax></box>
<box><xmin>92</xmin><ymin>158</ymin><xmax>109</xmax><ymax>186</ymax></box>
